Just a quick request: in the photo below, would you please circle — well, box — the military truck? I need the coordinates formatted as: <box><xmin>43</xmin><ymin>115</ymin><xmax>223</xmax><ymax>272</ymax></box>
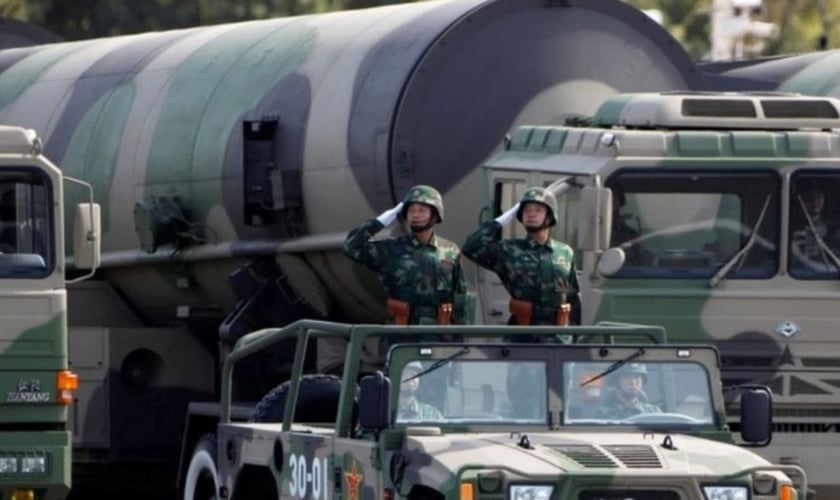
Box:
<box><xmin>474</xmin><ymin>91</ymin><xmax>840</xmax><ymax>498</ymax></box>
<box><xmin>185</xmin><ymin>320</ymin><xmax>806</xmax><ymax>500</ymax></box>
<box><xmin>0</xmin><ymin>126</ymin><xmax>99</xmax><ymax>500</ymax></box>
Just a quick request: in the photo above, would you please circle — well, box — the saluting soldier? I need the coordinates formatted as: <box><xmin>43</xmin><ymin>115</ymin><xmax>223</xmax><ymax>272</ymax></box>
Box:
<box><xmin>343</xmin><ymin>185</ymin><xmax>467</xmax><ymax>325</ymax></box>
<box><xmin>462</xmin><ymin>187</ymin><xmax>578</xmax><ymax>337</ymax></box>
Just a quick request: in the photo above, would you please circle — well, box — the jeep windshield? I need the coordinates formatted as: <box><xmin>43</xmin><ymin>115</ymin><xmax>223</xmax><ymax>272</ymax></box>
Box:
<box><xmin>564</xmin><ymin>360</ymin><xmax>714</xmax><ymax>426</ymax></box>
<box><xmin>391</xmin><ymin>346</ymin><xmax>715</xmax><ymax>428</ymax></box>
<box><xmin>396</xmin><ymin>359</ymin><xmax>548</xmax><ymax>425</ymax></box>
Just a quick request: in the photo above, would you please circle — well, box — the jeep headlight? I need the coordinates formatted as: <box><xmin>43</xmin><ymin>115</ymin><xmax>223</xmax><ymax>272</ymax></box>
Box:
<box><xmin>702</xmin><ymin>486</ymin><xmax>748</xmax><ymax>500</ymax></box>
<box><xmin>509</xmin><ymin>485</ymin><xmax>554</xmax><ymax>500</ymax></box>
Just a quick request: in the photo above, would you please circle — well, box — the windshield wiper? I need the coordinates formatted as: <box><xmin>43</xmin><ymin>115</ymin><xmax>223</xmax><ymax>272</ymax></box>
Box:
<box><xmin>579</xmin><ymin>347</ymin><xmax>645</xmax><ymax>387</ymax></box>
<box><xmin>708</xmin><ymin>194</ymin><xmax>771</xmax><ymax>288</ymax></box>
<box><xmin>402</xmin><ymin>346</ymin><xmax>470</xmax><ymax>382</ymax></box>
<box><xmin>795</xmin><ymin>194</ymin><xmax>840</xmax><ymax>271</ymax></box>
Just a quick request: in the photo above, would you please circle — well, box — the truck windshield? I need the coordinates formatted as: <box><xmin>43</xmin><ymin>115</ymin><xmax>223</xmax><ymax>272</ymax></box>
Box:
<box><xmin>607</xmin><ymin>170</ymin><xmax>780</xmax><ymax>279</ymax></box>
<box><xmin>564</xmin><ymin>361</ymin><xmax>714</xmax><ymax>425</ymax></box>
<box><xmin>789</xmin><ymin>172</ymin><xmax>840</xmax><ymax>279</ymax></box>
<box><xmin>0</xmin><ymin>170</ymin><xmax>51</xmax><ymax>277</ymax></box>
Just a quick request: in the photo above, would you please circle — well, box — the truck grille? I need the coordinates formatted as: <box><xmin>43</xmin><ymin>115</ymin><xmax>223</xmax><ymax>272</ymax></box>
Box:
<box><xmin>549</xmin><ymin>445</ymin><xmax>662</xmax><ymax>469</ymax></box>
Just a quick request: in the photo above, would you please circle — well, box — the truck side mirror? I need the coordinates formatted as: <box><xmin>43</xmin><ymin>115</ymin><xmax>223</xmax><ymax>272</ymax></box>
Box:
<box><xmin>359</xmin><ymin>371</ymin><xmax>390</xmax><ymax>430</ymax></box>
<box><xmin>73</xmin><ymin>203</ymin><xmax>101</xmax><ymax>270</ymax></box>
<box><xmin>739</xmin><ymin>386</ymin><xmax>772</xmax><ymax>446</ymax></box>
<box><xmin>578</xmin><ymin>186</ymin><xmax>612</xmax><ymax>251</ymax></box>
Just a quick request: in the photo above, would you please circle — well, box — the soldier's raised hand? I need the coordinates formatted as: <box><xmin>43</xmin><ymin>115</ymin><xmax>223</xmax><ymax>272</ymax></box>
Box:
<box><xmin>376</xmin><ymin>202</ymin><xmax>405</xmax><ymax>226</ymax></box>
<box><xmin>494</xmin><ymin>203</ymin><xmax>520</xmax><ymax>226</ymax></box>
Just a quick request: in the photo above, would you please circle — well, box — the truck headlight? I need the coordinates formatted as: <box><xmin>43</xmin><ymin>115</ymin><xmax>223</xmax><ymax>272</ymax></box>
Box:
<box><xmin>509</xmin><ymin>485</ymin><xmax>554</xmax><ymax>500</ymax></box>
<box><xmin>21</xmin><ymin>456</ymin><xmax>46</xmax><ymax>474</ymax></box>
<box><xmin>702</xmin><ymin>486</ymin><xmax>748</xmax><ymax>500</ymax></box>
<box><xmin>0</xmin><ymin>456</ymin><xmax>18</xmax><ymax>473</ymax></box>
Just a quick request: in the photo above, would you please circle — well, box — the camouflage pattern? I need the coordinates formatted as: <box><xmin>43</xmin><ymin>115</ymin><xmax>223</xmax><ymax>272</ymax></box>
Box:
<box><xmin>516</xmin><ymin>187</ymin><xmax>558</xmax><ymax>226</ymax></box>
<box><xmin>343</xmin><ymin>218</ymin><xmax>467</xmax><ymax>325</ymax></box>
<box><xmin>0</xmin><ymin>0</ymin><xmax>709</xmax><ymax>491</ymax></box>
<box><xmin>596</xmin><ymin>395</ymin><xmax>661</xmax><ymax>419</ymax></box>
<box><xmin>479</xmin><ymin>91</ymin><xmax>840</xmax><ymax>497</ymax></box>
<box><xmin>210</xmin><ymin>322</ymin><xmax>805</xmax><ymax>500</ymax></box>
<box><xmin>462</xmin><ymin>221</ymin><xmax>577</xmax><ymax>326</ymax></box>
<box><xmin>0</xmin><ymin>0</ymin><xmax>703</xmax><ymax>331</ymax></box>
<box><xmin>400</xmin><ymin>185</ymin><xmax>444</xmax><ymax>223</ymax></box>
<box><xmin>396</xmin><ymin>398</ymin><xmax>444</xmax><ymax>421</ymax></box>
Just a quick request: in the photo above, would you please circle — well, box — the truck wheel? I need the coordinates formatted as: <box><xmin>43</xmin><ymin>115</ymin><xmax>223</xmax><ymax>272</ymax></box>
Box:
<box><xmin>250</xmin><ymin>374</ymin><xmax>344</xmax><ymax>423</ymax></box>
<box><xmin>183</xmin><ymin>433</ymin><xmax>220</xmax><ymax>500</ymax></box>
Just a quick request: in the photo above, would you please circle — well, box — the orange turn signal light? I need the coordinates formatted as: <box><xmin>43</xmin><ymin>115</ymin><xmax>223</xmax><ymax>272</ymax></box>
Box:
<box><xmin>57</xmin><ymin>370</ymin><xmax>78</xmax><ymax>404</ymax></box>
<box><xmin>460</xmin><ymin>482</ymin><xmax>474</xmax><ymax>500</ymax></box>
<box><xmin>779</xmin><ymin>484</ymin><xmax>793</xmax><ymax>500</ymax></box>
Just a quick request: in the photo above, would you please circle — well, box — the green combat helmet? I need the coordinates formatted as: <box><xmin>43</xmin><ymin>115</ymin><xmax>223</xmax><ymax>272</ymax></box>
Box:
<box><xmin>401</xmin><ymin>185</ymin><xmax>444</xmax><ymax>223</ymax></box>
<box><xmin>617</xmin><ymin>363</ymin><xmax>648</xmax><ymax>382</ymax></box>
<box><xmin>402</xmin><ymin>361</ymin><xmax>425</xmax><ymax>378</ymax></box>
<box><xmin>516</xmin><ymin>187</ymin><xmax>557</xmax><ymax>227</ymax></box>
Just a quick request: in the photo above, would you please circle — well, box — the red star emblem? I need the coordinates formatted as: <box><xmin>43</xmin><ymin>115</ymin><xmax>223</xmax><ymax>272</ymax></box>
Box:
<box><xmin>344</xmin><ymin>460</ymin><xmax>364</xmax><ymax>500</ymax></box>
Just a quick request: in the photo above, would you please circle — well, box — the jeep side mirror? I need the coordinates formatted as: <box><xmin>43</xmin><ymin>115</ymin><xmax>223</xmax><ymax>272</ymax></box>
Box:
<box><xmin>359</xmin><ymin>371</ymin><xmax>390</xmax><ymax>430</ymax></box>
<box><xmin>739</xmin><ymin>386</ymin><xmax>772</xmax><ymax>446</ymax></box>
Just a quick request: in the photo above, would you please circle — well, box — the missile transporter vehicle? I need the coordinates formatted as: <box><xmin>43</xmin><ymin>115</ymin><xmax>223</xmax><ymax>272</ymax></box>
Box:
<box><xmin>0</xmin><ymin>0</ymin><xmax>707</xmax><ymax>491</ymax></box>
<box><xmin>189</xmin><ymin>321</ymin><xmax>806</xmax><ymax>500</ymax></box>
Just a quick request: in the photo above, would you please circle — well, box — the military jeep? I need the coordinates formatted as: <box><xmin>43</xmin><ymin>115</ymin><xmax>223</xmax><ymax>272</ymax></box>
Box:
<box><xmin>190</xmin><ymin>321</ymin><xmax>806</xmax><ymax>500</ymax></box>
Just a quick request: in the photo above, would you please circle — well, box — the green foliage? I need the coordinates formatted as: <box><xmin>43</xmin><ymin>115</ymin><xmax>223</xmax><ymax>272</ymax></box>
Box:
<box><xmin>0</xmin><ymin>0</ymin><xmax>424</xmax><ymax>41</ymax></box>
<box><xmin>626</xmin><ymin>0</ymin><xmax>840</xmax><ymax>58</ymax></box>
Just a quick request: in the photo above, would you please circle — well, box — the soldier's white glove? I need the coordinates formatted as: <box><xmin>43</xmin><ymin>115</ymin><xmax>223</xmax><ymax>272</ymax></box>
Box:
<box><xmin>376</xmin><ymin>202</ymin><xmax>404</xmax><ymax>226</ymax></box>
<box><xmin>494</xmin><ymin>203</ymin><xmax>520</xmax><ymax>225</ymax></box>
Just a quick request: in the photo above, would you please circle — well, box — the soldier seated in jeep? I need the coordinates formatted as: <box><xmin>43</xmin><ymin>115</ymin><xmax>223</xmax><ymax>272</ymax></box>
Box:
<box><xmin>396</xmin><ymin>361</ymin><xmax>444</xmax><ymax>422</ymax></box>
<box><xmin>596</xmin><ymin>363</ymin><xmax>661</xmax><ymax>420</ymax></box>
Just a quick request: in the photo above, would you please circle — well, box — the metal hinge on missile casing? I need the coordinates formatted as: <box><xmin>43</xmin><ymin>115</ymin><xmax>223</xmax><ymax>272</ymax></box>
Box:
<box><xmin>134</xmin><ymin>195</ymin><xmax>200</xmax><ymax>253</ymax></box>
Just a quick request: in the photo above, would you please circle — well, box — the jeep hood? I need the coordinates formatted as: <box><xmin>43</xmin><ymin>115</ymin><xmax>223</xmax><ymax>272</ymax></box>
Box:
<box><xmin>403</xmin><ymin>431</ymin><xmax>770</xmax><ymax>478</ymax></box>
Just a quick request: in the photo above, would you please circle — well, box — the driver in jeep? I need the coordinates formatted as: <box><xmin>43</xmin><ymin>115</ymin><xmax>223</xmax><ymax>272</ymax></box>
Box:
<box><xmin>596</xmin><ymin>363</ymin><xmax>661</xmax><ymax>419</ymax></box>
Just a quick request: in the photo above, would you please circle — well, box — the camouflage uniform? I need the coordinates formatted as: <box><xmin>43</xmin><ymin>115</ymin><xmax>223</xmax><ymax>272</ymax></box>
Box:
<box><xmin>463</xmin><ymin>187</ymin><xmax>578</xmax><ymax>330</ymax></box>
<box><xmin>343</xmin><ymin>185</ymin><xmax>467</xmax><ymax>325</ymax></box>
<box><xmin>397</xmin><ymin>398</ymin><xmax>444</xmax><ymax>421</ymax></box>
<box><xmin>597</xmin><ymin>394</ymin><xmax>661</xmax><ymax>420</ymax></box>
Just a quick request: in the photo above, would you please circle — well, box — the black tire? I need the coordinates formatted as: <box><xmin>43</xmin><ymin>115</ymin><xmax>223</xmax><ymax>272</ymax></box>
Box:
<box><xmin>183</xmin><ymin>433</ymin><xmax>219</xmax><ymax>500</ymax></box>
<box><xmin>249</xmin><ymin>374</ymin><xmax>346</xmax><ymax>423</ymax></box>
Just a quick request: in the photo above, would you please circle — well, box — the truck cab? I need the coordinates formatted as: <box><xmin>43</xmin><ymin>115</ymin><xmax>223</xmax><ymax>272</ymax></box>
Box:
<box><xmin>0</xmin><ymin>126</ymin><xmax>99</xmax><ymax>500</ymax></box>
<box><xmin>475</xmin><ymin>92</ymin><xmax>840</xmax><ymax>497</ymax></box>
